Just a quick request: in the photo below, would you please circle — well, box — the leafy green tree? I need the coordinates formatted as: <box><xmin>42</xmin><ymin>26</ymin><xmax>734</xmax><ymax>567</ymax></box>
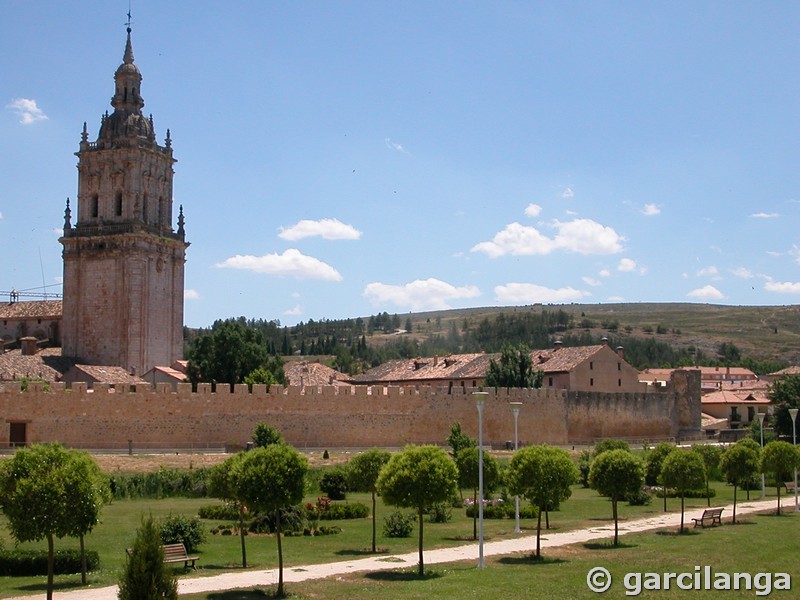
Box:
<box><xmin>347</xmin><ymin>449</ymin><xmax>391</xmax><ymax>552</ymax></box>
<box><xmin>252</xmin><ymin>422</ymin><xmax>284</xmax><ymax>447</ymax></box>
<box><xmin>692</xmin><ymin>444</ymin><xmax>722</xmax><ymax>507</ymax></box>
<box><xmin>593</xmin><ymin>439</ymin><xmax>630</xmax><ymax>458</ymax></box>
<box><xmin>769</xmin><ymin>375</ymin><xmax>800</xmax><ymax>437</ymax></box>
<box><xmin>589</xmin><ymin>449</ymin><xmax>644</xmax><ymax>545</ymax></box>
<box><xmin>376</xmin><ymin>445</ymin><xmax>458</xmax><ymax>576</ymax></box>
<box><xmin>207</xmin><ymin>453</ymin><xmax>249</xmax><ymax>567</ymax></box>
<box><xmin>455</xmin><ymin>446</ymin><xmax>501</xmax><ymax>540</ymax></box>
<box><xmin>0</xmin><ymin>443</ymin><xmax>107</xmax><ymax>600</ymax></box>
<box><xmin>62</xmin><ymin>450</ymin><xmax>112</xmax><ymax>584</ymax></box>
<box><xmin>186</xmin><ymin>319</ymin><xmax>268</xmax><ymax>388</ymax></box>
<box><xmin>760</xmin><ymin>441</ymin><xmax>800</xmax><ymax>515</ymax></box>
<box><xmin>506</xmin><ymin>445</ymin><xmax>577</xmax><ymax>558</ymax></box>
<box><xmin>320</xmin><ymin>469</ymin><xmax>348</xmax><ymax>500</ymax></box>
<box><xmin>735</xmin><ymin>437</ymin><xmax>763</xmax><ymax>500</ymax></box>
<box><xmin>485</xmin><ymin>343</ymin><xmax>543</xmax><ymax>388</ymax></box>
<box><xmin>118</xmin><ymin>515</ymin><xmax>178</xmax><ymax>600</ymax></box>
<box><xmin>660</xmin><ymin>449</ymin><xmax>706</xmax><ymax>533</ymax></box>
<box><xmin>232</xmin><ymin>444</ymin><xmax>309</xmax><ymax>597</ymax></box>
<box><xmin>719</xmin><ymin>443</ymin><xmax>760</xmax><ymax>523</ymax></box>
<box><xmin>644</xmin><ymin>442</ymin><xmax>675</xmax><ymax>511</ymax></box>
<box><xmin>446</xmin><ymin>421</ymin><xmax>476</xmax><ymax>459</ymax></box>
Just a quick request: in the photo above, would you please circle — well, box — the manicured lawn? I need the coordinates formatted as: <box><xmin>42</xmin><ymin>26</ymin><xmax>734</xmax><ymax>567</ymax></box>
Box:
<box><xmin>183</xmin><ymin>511</ymin><xmax>800</xmax><ymax>599</ymax></box>
<box><xmin>0</xmin><ymin>478</ymin><xmax>780</xmax><ymax>598</ymax></box>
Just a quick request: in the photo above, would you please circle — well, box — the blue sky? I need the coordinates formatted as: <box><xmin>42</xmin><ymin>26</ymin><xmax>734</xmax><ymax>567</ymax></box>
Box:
<box><xmin>2</xmin><ymin>1</ymin><xmax>799</xmax><ymax>328</ymax></box>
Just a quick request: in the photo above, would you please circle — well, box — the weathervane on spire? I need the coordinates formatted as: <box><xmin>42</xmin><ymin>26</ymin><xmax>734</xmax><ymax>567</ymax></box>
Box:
<box><xmin>126</xmin><ymin>6</ymin><xmax>132</xmax><ymax>32</ymax></box>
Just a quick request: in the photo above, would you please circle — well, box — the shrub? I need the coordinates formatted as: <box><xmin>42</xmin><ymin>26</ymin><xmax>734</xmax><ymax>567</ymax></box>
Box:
<box><xmin>0</xmin><ymin>549</ymin><xmax>99</xmax><ymax>576</ymax></box>
<box><xmin>318</xmin><ymin>502</ymin><xmax>369</xmax><ymax>520</ymax></box>
<box><xmin>654</xmin><ymin>487</ymin><xmax>716</xmax><ymax>499</ymax></box>
<box><xmin>159</xmin><ymin>514</ymin><xmax>207</xmax><ymax>553</ymax></box>
<box><xmin>110</xmin><ymin>467</ymin><xmax>211</xmax><ymax>499</ymax></box>
<box><xmin>593</xmin><ymin>439</ymin><xmax>631</xmax><ymax>458</ymax></box>
<box><xmin>427</xmin><ymin>502</ymin><xmax>452</xmax><ymax>523</ymax></box>
<box><xmin>119</xmin><ymin>515</ymin><xmax>178</xmax><ymax>600</ymax></box>
<box><xmin>627</xmin><ymin>487</ymin><xmax>653</xmax><ymax>506</ymax></box>
<box><xmin>320</xmin><ymin>469</ymin><xmax>348</xmax><ymax>500</ymax></box>
<box><xmin>465</xmin><ymin>500</ymin><xmax>538</xmax><ymax>519</ymax></box>
<box><xmin>198</xmin><ymin>502</ymin><xmax>240</xmax><ymax>521</ymax></box>
<box><xmin>248</xmin><ymin>505</ymin><xmax>307</xmax><ymax>534</ymax></box>
<box><xmin>578</xmin><ymin>449</ymin><xmax>592</xmax><ymax>487</ymax></box>
<box><xmin>383</xmin><ymin>511</ymin><xmax>415</xmax><ymax>538</ymax></box>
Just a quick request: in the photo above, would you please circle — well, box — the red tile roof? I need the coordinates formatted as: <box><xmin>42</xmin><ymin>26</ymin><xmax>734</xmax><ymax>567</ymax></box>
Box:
<box><xmin>0</xmin><ymin>300</ymin><xmax>62</xmax><ymax>319</ymax></box>
<box><xmin>0</xmin><ymin>347</ymin><xmax>74</xmax><ymax>383</ymax></box>
<box><xmin>71</xmin><ymin>364</ymin><xmax>147</xmax><ymax>384</ymax></box>
<box><xmin>700</xmin><ymin>389</ymin><xmax>770</xmax><ymax>405</ymax></box>
<box><xmin>284</xmin><ymin>361</ymin><xmax>348</xmax><ymax>387</ymax></box>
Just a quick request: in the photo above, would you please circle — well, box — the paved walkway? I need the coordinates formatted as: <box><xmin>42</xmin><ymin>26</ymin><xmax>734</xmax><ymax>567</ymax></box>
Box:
<box><xmin>8</xmin><ymin>497</ymin><xmax>796</xmax><ymax>600</ymax></box>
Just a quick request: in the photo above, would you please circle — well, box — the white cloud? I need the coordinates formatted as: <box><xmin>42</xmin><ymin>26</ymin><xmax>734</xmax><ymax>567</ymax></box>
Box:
<box><xmin>283</xmin><ymin>304</ymin><xmax>303</xmax><ymax>316</ymax></box>
<box><xmin>0</xmin><ymin>211</ymin><xmax>3</xmax><ymax>220</ymax></box>
<box><xmin>7</xmin><ymin>98</ymin><xmax>48</xmax><ymax>124</ymax></box>
<box><xmin>764</xmin><ymin>281</ymin><xmax>800</xmax><ymax>294</ymax></box>
<box><xmin>687</xmin><ymin>285</ymin><xmax>726</xmax><ymax>300</ymax></box>
<box><xmin>599</xmin><ymin>269</ymin><xmax>611</xmax><ymax>278</ymax></box>
<box><xmin>641</xmin><ymin>203</ymin><xmax>661</xmax><ymax>216</ymax></box>
<box><xmin>524</xmin><ymin>203</ymin><xmax>542</xmax><ymax>217</ymax></box>
<box><xmin>561</xmin><ymin>187</ymin><xmax>575</xmax><ymax>199</ymax></box>
<box><xmin>731</xmin><ymin>267</ymin><xmax>754</xmax><ymax>279</ymax></box>
<box><xmin>385</xmin><ymin>138</ymin><xmax>408</xmax><ymax>153</ymax></box>
<box><xmin>607</xmin><ymin>295</ymin><xmax>625</xmax><ymax>302</ymax></box>
<box><xmin>494</xmin><ymin>283</ymin><xmax>590</xmax><ymax>304</ymax></box>
<box><xmin>582</xmin><ymin>276</ymin><xmax>602</xmax><ymax>287</ymax></box>
<box><xmin>696</xmin><ymin>265</ymin><xmax>722</xmax><ymax>280</ymax></box>
<box><xmin>278</xmin><ymin>218</ymin><xmax>361</xmax><ymax>241</ymax></box>
<box><xmin>52</xmin><ymin>227</ymin><xmax>63</xmax><ymax>236</ymax></box>
<box><xmin>472</xmin><ymin>218</ymin><xmax>623</xmax><ymax>258</ymax></box>
<box><xmin>363</xmin><ymin>278</ymin><xmax>480</xmax><ymax>311</ymax></box>
<box><xmin>216</xmin><ymin>249</ymin><xmax>343</xmax><ymax>281</ymax></box>
<box><xmin>750</xmin><ymin>212</ymin><xmax>779</xmax><ymax>219</ymax></box>
<box><xmin>791</xmin><ymin>245</ymin><xmax>800</xmax><ymax>265</ymax></box>
<box><xmin>618</xmin><ymin>258</ymin><xmax>637</xmax><ymax>272</ymax></box>
<box><xmin>184</xmin><ymin>289</ymin><xmax>200</xmax><ymax>300</ymax></box>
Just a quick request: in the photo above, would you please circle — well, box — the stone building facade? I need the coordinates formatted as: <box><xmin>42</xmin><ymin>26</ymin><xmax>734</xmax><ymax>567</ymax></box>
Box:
<box><xmin>59</xmin><ymin>28</ymin><xmax>187</xmax><ymax>376</ymax></box>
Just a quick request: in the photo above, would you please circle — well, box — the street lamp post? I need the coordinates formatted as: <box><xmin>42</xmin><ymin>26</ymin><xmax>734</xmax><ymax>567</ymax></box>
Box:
<box><xmin>509</xmin><ymin>401</ymin><xmax>523</xmax><ymax>534</ymax></box>
<box><xmin>790</xmin><ymin>408</ymin><xmax>799</xmax><ymax>513</ymax></box>
<box><xmin>473</xmin><ymin>391</ymin><xmax>488</xmax><ymax>569</ymax></box>
<box><xmin>757</xmin><ymin>412</ymin><xmax>766</xmax><ymax>499</ymax></box>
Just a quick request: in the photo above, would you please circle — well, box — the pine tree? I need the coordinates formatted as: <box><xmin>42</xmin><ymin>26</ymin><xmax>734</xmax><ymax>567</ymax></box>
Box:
<box><xmin>118</xmin><ymin>515</ymin><xmax>178</xmax><ymax>600</ymax></box>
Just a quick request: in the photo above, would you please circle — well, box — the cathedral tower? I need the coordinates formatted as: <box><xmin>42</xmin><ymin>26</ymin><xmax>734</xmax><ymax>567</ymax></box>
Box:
<box><xmin>60</xmin><ymin>26</ymin><xmax>188</xmax><ymax>375</ymax></box>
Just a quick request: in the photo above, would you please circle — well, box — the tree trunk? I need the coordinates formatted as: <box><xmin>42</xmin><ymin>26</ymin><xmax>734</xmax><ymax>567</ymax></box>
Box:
<box><xmin>46</xmin><ymin>533</ymin><xmax>54</xmax><ymax>600</ymax></box>
<box><xmin>732</xmin><ymin>483</ymin><xmax>738</xmax><ymax>524</ymax></box>
<box><xmin>239</xmin><ymin>504</ymin><xmax>248</xmax><ymax>568</ymax></box>
<box><xmin>276</xmin><ymin>509</ymin><xmax>285</xmax><ymax>597</ymax></box>
<box><xmin>371</xmin><ymin>490</ymin><xmax>377</xmax><ymax>553</ymax></box>
<box><xmin>80</xmin><ymin>533</ymin><xmax>87</xmax><ymax>585</ymax></box>
<box><xmin>418</xmin><ymin>507</ymin><xmax>425</xmax><ymax>576</ymax></box>
<box><xmin>535</xmin><ymin>505</ymin><xmax>542</xmax><ymax>558</ymax></box>
<box><xmin>706</xmin><ymin>477</ymin><xmax>711</xmax><ymax>507</ymax></box>
<box><xmin>777</xmin><ymin>484</ymin><xmax>782</xmax><ymax>516</ymax></box>
<box><xmin>545</xmin><ymin>508</ymin><xmax>550</xmax><ymax>530</ymax></box>
<box><xmin>612</xmin><ymin>498</ymin><xmax>619</xmax><ymax>546</ymax></box>
<box><xmin>663</xmin><ymin>489</ymin><xmax>667</xmax><ymax>512</ymax></box>
<box><xmin>679</xmin><ymin>495</ymin><xmax>685</xmax><ymax>534</ymax></box>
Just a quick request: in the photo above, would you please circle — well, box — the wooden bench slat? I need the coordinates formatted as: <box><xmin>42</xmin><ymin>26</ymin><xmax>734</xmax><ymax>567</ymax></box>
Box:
<box><xmin>128</xmin><ymin>543</ymin><xmax>198</xmax><ymax>569</ymax></box>
<box><xmin>691</xmin><ymin>507</ymin><xmax>723</xmax><ymax>528</ymax></box>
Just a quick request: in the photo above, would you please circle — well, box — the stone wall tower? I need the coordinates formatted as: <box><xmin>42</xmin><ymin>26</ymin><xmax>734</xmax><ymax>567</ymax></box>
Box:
<box><xmin>60</xmin><ymin>27</ymin><xmax>188</xmax><ymax>376</ymax></box>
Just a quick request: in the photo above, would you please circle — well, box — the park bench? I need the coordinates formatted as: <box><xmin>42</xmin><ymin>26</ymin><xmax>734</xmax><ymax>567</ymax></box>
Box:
<box><xmin>785</xmin><ymin>481</ymin><xmax>796</xmax><ymax>493</ymax></box>
<box><xmin>691</xmin><ymin>507</ymin><xmax>724</xmax><ymax>528</ymax></box>
<box><xmin>127</xmin><ymin>543</ymin><xmax>199</xmax><ymax>570</ymax></box>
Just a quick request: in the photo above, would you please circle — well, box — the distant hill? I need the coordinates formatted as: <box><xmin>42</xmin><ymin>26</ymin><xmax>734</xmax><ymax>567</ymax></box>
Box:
<box><xmin>369</xmin><ymin>303</ymin><xmax>800</xmax><ymax>366</ymax></box>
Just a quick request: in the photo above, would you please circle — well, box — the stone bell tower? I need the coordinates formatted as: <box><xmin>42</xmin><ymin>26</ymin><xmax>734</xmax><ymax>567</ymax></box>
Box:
<box><xmin>60</xmin><ymin>25</ymin><xmax>188</xmax><ymax>376</ymax></box>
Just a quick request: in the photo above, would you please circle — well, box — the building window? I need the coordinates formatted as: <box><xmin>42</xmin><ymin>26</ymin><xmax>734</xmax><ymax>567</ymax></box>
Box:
<box><xmin>548</xmin><ymin>377</ymin><xmax>553</xmax><ymax>387</ymax></box>
<box><xmin>618</xmin><ymin>362</ymin><xmax>621</xmax><ymax>371</ymax></box>
<box><xmin>618</xmin><ymin>379</ymin><xmax>622</xmax><ymax>387</ymax></box>
<box><xmin>590</xmin><ymin>362</ymin><xmax>594</xmax><ymax>370</ymax></box>
<box><xmin>115</xmin><ymin>192</ymin><xmax>123</xmax><ymax>216</ymax></box>
<box><xmin>590</xmin><ymin>378</ymin><xmax>594</xmax><ymax>386</ymax></box>
<box><xmin>91</xmin><ymin>194</ymin><xmax>99</xmax><ymax>218</ymax></box>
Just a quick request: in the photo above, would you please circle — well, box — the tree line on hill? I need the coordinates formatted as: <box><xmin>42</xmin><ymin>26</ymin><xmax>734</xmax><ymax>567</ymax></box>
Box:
<box><xmin>184</xmin><ymin>310</ymin><xmax>788</xmax><ymax>386</ymax></box>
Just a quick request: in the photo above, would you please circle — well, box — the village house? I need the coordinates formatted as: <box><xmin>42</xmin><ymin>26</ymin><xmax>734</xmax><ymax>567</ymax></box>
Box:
<box><xmin>0</xmin><ymin>300</ymin><xmax>62</xmax><ymax>350</ymax></box>
<box><xmin>351</xmin><ymin>339</ymin><xmax>646</xmax><ymax>394</ymax></box>
<box><xmin>640</xmin><ymin>365</ymin><xmax>759</xmax><ymax>394</ymax></box>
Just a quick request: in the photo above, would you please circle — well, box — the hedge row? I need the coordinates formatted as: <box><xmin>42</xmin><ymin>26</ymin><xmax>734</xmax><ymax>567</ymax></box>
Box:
<box><xmin>0</xmin><ymin>549</ymin><xmax>100</xmax><ymax>576</ymax></box>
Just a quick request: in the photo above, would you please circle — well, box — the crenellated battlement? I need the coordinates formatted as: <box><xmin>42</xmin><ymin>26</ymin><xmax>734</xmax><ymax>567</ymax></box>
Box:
<box><xmin>0</xmin><ymin>372</ymin><xmax>698</xmax><ymax>450</ymax></box>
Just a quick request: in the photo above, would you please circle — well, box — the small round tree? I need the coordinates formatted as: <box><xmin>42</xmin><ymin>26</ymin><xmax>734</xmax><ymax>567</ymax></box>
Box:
<box><xmin>376</xmin><ymin>445</ymin><xmax>458</xmax><ymax>576</ymax></box>
<box><xmin>692</xmin><ymin>444</ymin><xmax>722</xmax><ymax>507</ymax></box>
<box><xmin>660</xmin><ymin>449</ymin><xmax>706</xmax><ymax>533</ymax></box>
<box><xmin>644</xmin><ymin>442</ymin><xmax>675</xmax><ymax>512</ymax></box>
<box><xmin>252</xmin><ymin>422</ymin><xmax>284</xmax><ymax>447</ymax></box>
<box><xmin>588</xmin><ymin>449</ymin><xmax>644</xmax><ymax>546</ymax></box>
<box><xmin>347</xmin><ymin>449</ymin><xmax>391</xmax><ymax>553</ymax></box>
<box><xmin>208</xmin><ymin>452</ymin><xmax>249</xmax><ymax>567</ymax></box>
<box><xmin>760</xmin><ymin>441</ymin><xmax>800</xmax><ymax>516</ymax></box>
<box><xmin>506</xmin><ymin>445</ymin><xmax>577</xmax><ymax>558</ymax></box>
<box><xmin>233</xmin><ymin>444</ymin><xmax>309</xmax><ymax>597</ymax></box>
<box><xmin>455</xmin><ymin>446</ymin><xmax>501</xmax><ymax>540</ymax></box>
<box><xmin>719</xmin><ymin>443</ymin><xmax>759</xmax><ymax>523</ymax></box>
<box><xmin>118</xmin><ymin>515</ymin><xmax>178</xmax><ymax>600</ymax></box>
<box><xmin>592</xmin><ymin>438</ymin><xmax>630</xmax><ymax>458</ymax></box>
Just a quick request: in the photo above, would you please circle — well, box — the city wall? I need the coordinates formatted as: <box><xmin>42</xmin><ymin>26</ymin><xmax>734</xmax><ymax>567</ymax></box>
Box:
<box><xmin>0</xmin><ymin>370</ymin><xmax>700</xmax><ymax>449</ymax></box>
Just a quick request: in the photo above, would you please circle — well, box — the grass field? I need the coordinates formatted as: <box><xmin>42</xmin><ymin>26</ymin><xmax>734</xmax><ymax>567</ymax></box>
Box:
<box><xmin>0</xmin><ymin>477</ymin><xmax>790</xmax><ymax>598</ymax></box>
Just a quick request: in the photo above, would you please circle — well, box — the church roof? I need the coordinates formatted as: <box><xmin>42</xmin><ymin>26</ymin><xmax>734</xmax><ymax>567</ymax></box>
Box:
<box><xmin>0</xmin><ymin>347</ymin><xmax>74</xmax><ymax>383</ymax></box>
